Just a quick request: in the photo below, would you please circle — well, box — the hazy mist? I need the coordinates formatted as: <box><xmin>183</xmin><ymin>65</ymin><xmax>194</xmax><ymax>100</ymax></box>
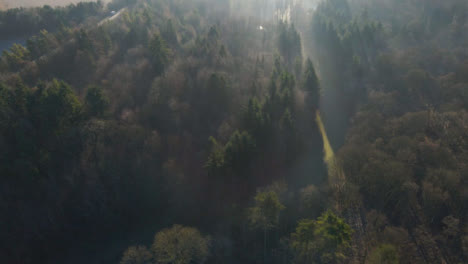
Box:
<box><xmin>0</xmin><ymin>0</ymin><xmax>467</xmax><ymax>263</ymax></box>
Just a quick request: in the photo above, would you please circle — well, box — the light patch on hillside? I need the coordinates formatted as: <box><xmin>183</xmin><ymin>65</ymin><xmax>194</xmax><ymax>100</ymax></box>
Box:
<box><xmin>316</xmin><ymin>111</ymin><xmax>345</xmax><ymax>185</ymax></box>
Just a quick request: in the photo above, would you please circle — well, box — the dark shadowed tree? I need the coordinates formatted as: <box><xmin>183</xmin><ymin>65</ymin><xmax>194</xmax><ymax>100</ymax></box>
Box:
<box><xmin>224</xmin><ymin>130</ymin><xmax>256</xmax><ymax>175</ymax></box>
<box><xmin>302</xmin><ymin>58</ymin><xmax>320</xmax><ymax>110</ymax></box>
<box><xmin>85</xmin><ymin>85</ymin><xmax>108</xmax><ymax>117</ymax></box>
<box><xmin>249</xmin><ymin>190</ymin><xmax>285</xmax><ymax>262</ymax></box>
<box><xmin>243</xmin><ymin>97</ymin><xmax>271</xmax><ymax>149</ymax></box>
<box><xmin>163</xmin><ymin>19</ymin><xmax>178</xmax><ymax>46</ymax></box>
<box><xmin>37</xmin><ymin>79</ymin><xmax>82</xmax><ymax>132</ymax></box>
<box><xmin>149</xmin><ymin>34</ymin><xmax>171</xmax><ymax>75</ymax></box>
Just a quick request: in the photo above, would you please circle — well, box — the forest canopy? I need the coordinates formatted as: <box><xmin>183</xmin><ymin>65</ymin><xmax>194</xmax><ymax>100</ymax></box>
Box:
<box><xmin>0</xmin><ymin>0</ymin><xmax>467</xmax><ymax>263</ymax></box>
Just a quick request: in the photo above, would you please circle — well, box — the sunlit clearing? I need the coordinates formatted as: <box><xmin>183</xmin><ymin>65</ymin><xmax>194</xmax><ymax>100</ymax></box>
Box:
<box><xmin>315</xmin><ymin>111</ymin><xmax>345</xmax><ymax>188</ymax></box>
<box><xmin>315</xmin><ymin>111</ymin><xmax>334</xmax><ymax>162</ymax></box>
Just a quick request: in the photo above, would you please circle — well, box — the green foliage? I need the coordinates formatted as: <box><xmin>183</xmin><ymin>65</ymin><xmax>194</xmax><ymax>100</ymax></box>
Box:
<box><xmin>0</xmin><ymin>2</ymin><xmax>103</xmax><ymax>37</ymax></box>
<box><xmin>27</xmin><ymin>30</ymin><xmax>58</xmax><ymax>59</ymax></box>
<box><xmin>278</xmin><ymin>72</ymin><xmax>296</xmax><ymax>111</ymax></box>
<box><xmin>205</xmin><ymin>130</ymin><xmax>256</xmax><ymax>177</ymax></box>
<box><xmin>277</xmin><ymin>22</ymin><xmax>302</xmax><ymax>68</ymax></box>
<box><xmin>205</xmin><ymin>136</ymin><xmax>226</xmax><ymax>176</ymax></box>
<box><xmin>152</xmin><ymin>225</ymin><xmax>210</xmax><ymax>264</ymax></box>
<box><xmin>291</xmin><ymin>211</ymin><xmax>353</xmax><ymax>264</ymax></box>
<box><xmin>249</xmin><ymin>191</ymin><xmax>285</xmax><ymax>231</ymax></box>
<box><xmin>313</xmin><ymin>210</ymin><xmax>353</xmax><ymax>256</ymax></box>
<box><xmin>280</xmin><ymin>108</ymin><xmax>300</xmax><ymax>162</ymax></box>
<box><xmin>149</xmin><ymin>34</ymin><xmax>171</xmax><ymax>75</ymax></box>
<box><xmin>224</xmin><ymin>130</ymin><xmax>256</xmax><ymax>175</ymax></box>
<box><xmin>244</xmin><ymin>97</ymin><xmax>271</xmax><ymax>148</ymax></box>
<box><xmin>2</xmin><ymin>44</ymin><xmax>30</xmax><ymax>71</ymax></box>
<box><xmin>37</xmin><ymin>79</ymin><xmax>82</xmax><ymax>133</ymax></box>
<box><xmin>85</xmin><ymin>85</ymin><xmax>108</xmax><ymax>117</ymax></box>
<box><xmin>303</xmin><ymin>58</ymin><xmax>320</xmax><ymax>110</ymax></box>
<box><xmin>265</xmin><ymin>70</ymin><xmax>296</xmax><ymax>125</ymax></box>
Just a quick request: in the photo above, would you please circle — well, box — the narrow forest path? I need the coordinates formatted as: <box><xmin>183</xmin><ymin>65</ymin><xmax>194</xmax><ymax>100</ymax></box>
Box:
<box><xmin>315</xmin><ymin>110</ymin><xmax>345</xmax><ymax>189</ymax></box>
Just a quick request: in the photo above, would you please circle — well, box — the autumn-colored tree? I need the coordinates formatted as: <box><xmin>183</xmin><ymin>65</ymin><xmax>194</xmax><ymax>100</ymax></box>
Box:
<box><xmin>120</xmin><ymin>246</ymin><xmax>152</xmax><ymax>264</ymax></box>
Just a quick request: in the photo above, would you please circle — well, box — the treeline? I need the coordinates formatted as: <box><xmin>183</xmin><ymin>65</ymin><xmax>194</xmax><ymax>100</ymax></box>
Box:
<box><xmin>0</xmin><ymin>1</ymin><xmax>105</xmax><ymax>38</ymax></box>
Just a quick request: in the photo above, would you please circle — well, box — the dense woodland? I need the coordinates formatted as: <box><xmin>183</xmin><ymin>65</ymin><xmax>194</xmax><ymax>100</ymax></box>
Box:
<box><xmin>0</xmin><ymin>0</ymin><xmax>467</xmax><ymax>263</ymax></box>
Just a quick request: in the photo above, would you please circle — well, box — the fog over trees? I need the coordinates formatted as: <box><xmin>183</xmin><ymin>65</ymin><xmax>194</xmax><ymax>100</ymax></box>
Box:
<box><xmin>0</xmin><ymin>0</ymin><xmax>467</xmax><ymax>263</ymax></box>
<box><xmin>0</xmin><ymin>0</ymin><xmax>108</xmax><ymax>9</ymax></box>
